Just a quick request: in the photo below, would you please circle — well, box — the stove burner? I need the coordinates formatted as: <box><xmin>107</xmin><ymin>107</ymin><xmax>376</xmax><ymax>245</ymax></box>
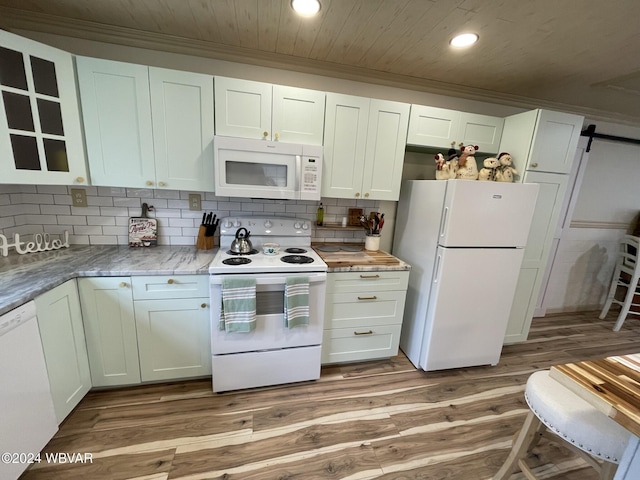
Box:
<box><xmin>226</xmin><ymin>249</ymin><xmax>259</xmax><ymax>256</ymax></box>
<box><xmin>222</xmin><ymin>257</ymin><xmax>252</xmax><ymax>265</ymax></box>
<box><xmin>281</xmin><ymin>255</ymin><xmax>314</xmax><ymax>264</ymax></box>
<box><xmin>285</xmin><ymin>247</ymin><xmax>307</xmax><ymax>254</ymax></box>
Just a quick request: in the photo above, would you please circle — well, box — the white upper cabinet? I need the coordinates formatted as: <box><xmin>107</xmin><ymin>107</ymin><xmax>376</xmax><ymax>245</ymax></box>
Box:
<box><xmin>323</xmin><ymin>93</ymin><xmax>409</xmax><ymax>201</ymax></box>
<box><xmin>322</xmin><ymin>93</ymin><xmax>369</xmax><ymax>199</ymax></box>
<box><xmin>498</xmin><ymin>109</ymin><xmax>584</xmax><ymax>174</ymax></box>
<box><xmin>149</xmin><ymin>67</ymin><xmax>214</xmax><ymax>191</ymax></box>
<box><xmin>362</xmin><ymin>99</ymin><xmax>411</xmax><ymax>201</ymax></box>
<box><xmin>77</xmin><ymin>57</ymin><xmax>214</xmax><ymax>191</ymax></box>
<box><xmin>458</xmin><ymin>112</ymin><xmax>504</xmax><ymax>153</ymax></box>
<box><xmin>0</xmin><ymin>30</ymin><xmax>88</xmax><ymax>185</ymax></box>
<box><xmin>215</xmin><ymin>76</ymin><xmax>325</xmax><ymax>145</ymax></box>
<box><xmin>76</xmin><ymin>57</ymin><xmax>155</xmax><ymax>188</ymax></box>
<box><xmin>407</xmin><ymin>105</ymin><xmax>504</xmax><ymax>153</ymax></box>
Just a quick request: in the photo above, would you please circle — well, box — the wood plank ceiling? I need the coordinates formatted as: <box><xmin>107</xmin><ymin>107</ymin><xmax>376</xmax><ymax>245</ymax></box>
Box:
<box><xmin>1</xmin><ymin>0</ymin><xmax>639</xmax><ymax>124</ymax></box>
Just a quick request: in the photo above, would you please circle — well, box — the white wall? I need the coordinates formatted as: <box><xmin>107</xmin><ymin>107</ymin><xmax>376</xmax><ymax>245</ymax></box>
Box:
<box><xmin>542</xmin><ymin>120</ymin><xmax>640</xmax><ymax>313</ymax></box>
<box><xmin>572</xmin><ymin>140</ymin><xmax>640</xmax><ymax>225</ymax></box>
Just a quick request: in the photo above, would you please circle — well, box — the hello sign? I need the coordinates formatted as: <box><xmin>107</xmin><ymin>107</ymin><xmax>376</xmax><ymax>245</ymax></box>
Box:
<box><xmin>0</xmin><ymin>231</ymin><xmax>70</xmax><ymax>257</ymax></box>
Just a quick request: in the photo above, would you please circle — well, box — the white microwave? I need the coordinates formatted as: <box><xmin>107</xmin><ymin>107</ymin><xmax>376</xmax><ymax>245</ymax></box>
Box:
<box><xmin>213</xmin><ymin>136</ymin><xmax>322</xmax><ymax>200</ymax></box>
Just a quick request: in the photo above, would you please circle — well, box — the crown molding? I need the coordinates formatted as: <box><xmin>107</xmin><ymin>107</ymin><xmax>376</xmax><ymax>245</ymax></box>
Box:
<box><xmin>1</xmin><ymin>6</ymin><xmax>638</xmax><ymax>126</ymax></box>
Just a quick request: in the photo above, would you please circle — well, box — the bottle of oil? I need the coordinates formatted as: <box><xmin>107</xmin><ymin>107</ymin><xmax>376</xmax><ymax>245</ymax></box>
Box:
<box><xmin>316</xmin><ymin>202</ymin><xmax>324</xmax><ymax>226</ymax></box>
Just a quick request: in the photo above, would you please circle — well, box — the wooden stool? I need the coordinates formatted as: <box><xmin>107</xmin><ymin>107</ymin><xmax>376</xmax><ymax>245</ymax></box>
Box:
<box><xmin>492</xmin><ymin>370</ymin><xmax>630</xmax><ymax>480</ymax></box>
<box><xmin>599</xmin><ymin>235</ymin><xmax>640</xmax><ymax>331</ymax></box>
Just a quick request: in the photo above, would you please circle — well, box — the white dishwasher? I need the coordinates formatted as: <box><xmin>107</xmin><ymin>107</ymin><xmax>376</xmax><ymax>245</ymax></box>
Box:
<box><xmin>0</xmin><ymin>301</ymin><xmax>58</xmax><ymax>480</ymax></box>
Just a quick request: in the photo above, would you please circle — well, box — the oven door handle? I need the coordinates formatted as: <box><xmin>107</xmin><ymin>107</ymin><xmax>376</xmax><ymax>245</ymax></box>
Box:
<box><xmin>210</xmin><ymin>274</ymin><xmax>326</xmax><ymax>286</ymax></box>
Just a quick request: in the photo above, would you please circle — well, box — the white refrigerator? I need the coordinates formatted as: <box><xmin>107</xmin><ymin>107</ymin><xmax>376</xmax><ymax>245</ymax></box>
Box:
<box><xmin>392</xmin><ymin>179</ymin><xmax>539</xmax><ymax>371</ymax></box>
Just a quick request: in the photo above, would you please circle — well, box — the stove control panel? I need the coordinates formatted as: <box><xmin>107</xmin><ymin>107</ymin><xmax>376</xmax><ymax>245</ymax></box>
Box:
<box><xmin>219</xmin><ymin>217</ymin><xmax>312</xmax><ymax>237</ymax></box>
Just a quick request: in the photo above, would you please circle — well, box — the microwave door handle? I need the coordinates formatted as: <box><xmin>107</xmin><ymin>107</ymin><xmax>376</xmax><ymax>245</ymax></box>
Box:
<box><xmin>295</xmin><ymin>155</ymin><xmax>302</xmax><ymax>195</ymax></box>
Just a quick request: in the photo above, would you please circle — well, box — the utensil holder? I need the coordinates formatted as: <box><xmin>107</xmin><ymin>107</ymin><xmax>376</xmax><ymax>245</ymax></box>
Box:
<box><xmin>196</xmin><ymin>225</ymin><xmax>215</xmax><ymax>250</ymax></box>
<box><xmin>365</xmin><ymin>234</ymin><xmax>381</xmax><ymax>251</ymax></box>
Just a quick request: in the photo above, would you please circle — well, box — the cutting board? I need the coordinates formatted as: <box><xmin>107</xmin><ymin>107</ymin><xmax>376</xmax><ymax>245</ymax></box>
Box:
<box><xmin>314</xmin><ymin>247</ymin><xmax>401</xmax><ymax>268</ymax></box>
<box><xmin>129</xmin><ymin>203</ymin><xmax>157</xmax><ymax>247</ymax></box>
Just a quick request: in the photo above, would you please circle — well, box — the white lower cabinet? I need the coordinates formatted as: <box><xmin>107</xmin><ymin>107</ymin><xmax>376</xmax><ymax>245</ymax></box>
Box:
<box><xmin>78</xmin><ymin>277</ymin><xmax>141</xmax><ymax>387</ymax></box>
<box><xmin>132</xmin><ymin>276</ymin><xmax>210</xmax><ymax>382</ymax></box>
<box><xmin>35</xmin><ymin>279</ymin><xmax>91</xmax><ymax>423</ymax></box>
<box><xmin>322</xmin><ymin>271</ymin><xmax>409</xmax><ymax>364</ymax></box>
<box><xmin>78</xmin><ymin>275</ymin><xmax>211</xmax><ymax>387</ymax></box>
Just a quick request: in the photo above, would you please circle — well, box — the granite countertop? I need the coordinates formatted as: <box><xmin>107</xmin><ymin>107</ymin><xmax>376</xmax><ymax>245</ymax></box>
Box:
<box><xmin>0</xmin><ymin>245</ymin><xmax>218</xmax><ymax>316</ymax></box>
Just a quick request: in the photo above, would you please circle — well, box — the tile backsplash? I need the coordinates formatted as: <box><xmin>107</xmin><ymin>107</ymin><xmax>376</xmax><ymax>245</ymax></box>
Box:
<box><xmin>0</xmin><ymin>185</ymin><xmax>379</xmax><ymax>246</ymax></box>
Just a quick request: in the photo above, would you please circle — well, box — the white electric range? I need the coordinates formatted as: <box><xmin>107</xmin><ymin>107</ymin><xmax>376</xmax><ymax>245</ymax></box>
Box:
<box><xmin>209</xmin><ymin>216</ymin><xmax>327</xmax><ymax>393</ymax></box>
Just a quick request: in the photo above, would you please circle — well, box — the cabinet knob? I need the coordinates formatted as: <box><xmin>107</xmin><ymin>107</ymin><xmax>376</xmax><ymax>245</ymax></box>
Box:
<box><xmin>263</xmin><ymin>131</ymin><xmax>269</xmax><ymax>139</ymax></box>
<box><xmin>201</xmin><ymin>303</ymin><xmax>207</xmax><ymax>309</ymax></box>
<box><xmin>357</xmin><ymin>295</ymin><xmax>377</xmax><ymax>301</ymax></box>
<box><xmin>355</xmin><ymin>192</ymin><xmax>360</xmax><ymax>197</ymax></box>
<box><xmin>119</xmin><ymin>282</ymin><xmax>128</xmax><ymax>288</ymax></box>
<box><xmin>530</xmin><ymin>162</ymin><xmax>539</xmax><ymax>168</ymax></box>
<box><xmin>158</xmin><ymin>181</ymin><xmax>167</xmax><ymax>187</ymax></box>
<box><xmin>76</xmin><ymin>176</ymin><xmax>85</xmax><ymax>183</ymax></box>
<box><xmin>364</xmin><ymin>192</ymin><xmax>370</xmax><ymax>198</ymax></box>
<box><xmin>354</xmin><ymin>330</ymin><xmax>373</xmax><ymax>335</ymax></box>
<box><xmin>146</xmin><ymin>180</ymin><xmax>154</xmax><ymax>186</ymax></box>
<box><xmin>167</xmin><ymin>279</ymin><xmax>175</xmax><ymax>284</ymax></box>
<box><xmin>274</xmin><ymin>133</ymin><xmax>280</xmax><ymax>140</ymax></box>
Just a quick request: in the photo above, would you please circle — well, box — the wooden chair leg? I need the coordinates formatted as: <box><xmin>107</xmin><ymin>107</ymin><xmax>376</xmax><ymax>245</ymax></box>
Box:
<box><xmin>492</xmin><ymin>411</ymin><xmax>543</xmax><ymax>480</ymax></box>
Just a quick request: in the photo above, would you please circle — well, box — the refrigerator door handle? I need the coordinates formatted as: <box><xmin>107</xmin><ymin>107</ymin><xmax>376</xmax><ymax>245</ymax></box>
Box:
<box><xmin>439</xmin><ymin>206</ymin><xmax>449</xmax><ymax>239</ymax></box>
<box><xmin>433</xmin><ymin>253</ymin><xmax>442</xmax><ymax>283</ymax></box>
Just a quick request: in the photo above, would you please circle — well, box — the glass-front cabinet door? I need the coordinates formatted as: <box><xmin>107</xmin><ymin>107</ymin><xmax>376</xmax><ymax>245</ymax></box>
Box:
<box><xmin>0</xmin><ymin>30</ymin><xmax>87</xmax><ymax>185</ymax></box>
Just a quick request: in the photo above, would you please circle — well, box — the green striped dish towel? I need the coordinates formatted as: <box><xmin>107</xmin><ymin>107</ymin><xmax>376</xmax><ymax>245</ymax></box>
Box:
<box><xmin>284</xmin><ymin>276</ymin><xmax>309</xmax><ymax>328</ymax></box>
<box><xmin>220</xmin><ymin>277</ymin><xmax>256</xmax><ymax>333</ymax></box>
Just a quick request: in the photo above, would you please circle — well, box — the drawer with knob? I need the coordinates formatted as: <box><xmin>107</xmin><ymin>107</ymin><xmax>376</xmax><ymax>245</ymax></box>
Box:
<box><xmin>324</xmin><ymin>290</ymin><xmax>407</xmax><ymax>330</ymax></box>
<box><xmin>131</xmin><ymin>275</ymin><xmax>209</xmax><ymax>300</ymax></box>
<box><xmin>326</xmin><ymin>270</ymin><xmax>409</xmax><ymax>294</ymax></box>
<box><xmin>321</xmin><ymin>324</ymin><xmax>402</xmax><ymax>364</ymax></box>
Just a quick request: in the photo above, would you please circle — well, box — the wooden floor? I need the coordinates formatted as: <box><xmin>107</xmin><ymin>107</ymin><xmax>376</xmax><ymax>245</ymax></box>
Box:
<box><xmin>21</xmin><ymin>310</ymin><xmax>640</xmax><ymax>480</ymax></box>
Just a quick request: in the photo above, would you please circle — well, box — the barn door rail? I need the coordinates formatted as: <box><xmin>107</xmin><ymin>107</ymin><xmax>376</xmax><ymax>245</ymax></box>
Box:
<box><xmin>581</xmin><ymin>124</ymin><xmax>640</xmax><ymax>152</ymax></box>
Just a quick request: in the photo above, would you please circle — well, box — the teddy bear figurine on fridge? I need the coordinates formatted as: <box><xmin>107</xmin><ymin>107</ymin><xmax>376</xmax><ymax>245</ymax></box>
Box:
<box><xmin>478</xmin><ymin>157</ymin><xmax>500</xmax><ymax>181</ymax></box>
<box><xmin>455</xmin><ymin>144</ymin><xmax>479</xmax><ymax>180</ymax></box>
<box><xmin>495</xmin><ymin>152</ymin><xmax>518</xmax><ymax>182</ymax></box>
<box><xmin>434</xmin><ymin>153</ymin><xmax>450</xmax><ymax>180</ymax></box>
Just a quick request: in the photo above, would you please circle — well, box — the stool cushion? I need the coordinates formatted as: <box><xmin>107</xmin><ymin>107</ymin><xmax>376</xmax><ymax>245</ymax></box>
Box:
<box><xmin>525</xmin><ymin>370</ymin><xmax>631</xmax><ymax>463</ymax></box>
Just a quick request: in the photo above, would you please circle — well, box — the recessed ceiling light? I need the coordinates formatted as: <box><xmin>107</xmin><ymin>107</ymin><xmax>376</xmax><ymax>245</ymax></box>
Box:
<box><xmin>291</xmin><ymin>0</ymin><xmax>321</xmax><ymax>17</ymax></box>
<box><xmin>450</xmin><ymin>33</ymin><xmax>479</xmax><ymax>48</ymax></box>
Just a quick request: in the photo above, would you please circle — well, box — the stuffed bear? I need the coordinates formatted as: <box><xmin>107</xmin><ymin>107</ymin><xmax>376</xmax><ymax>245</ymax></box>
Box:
<box><xmin>434</xmin><ymin>153</ymin><xmax>449</xmax><ymax>180</ymax></box>
<box><xmin>495</xmin><ymin>152</ymin><xmax>518</xmax><ymax>182</ymax></box>
<box><xmin>455</xmin><ymin>144</ymin><xmax>479</xmax><ymax>180</ymax></box>
<box><xmin>478</xmin><ymin>157</ymin><xmax>499</xmax><ymax>181</ymax></box>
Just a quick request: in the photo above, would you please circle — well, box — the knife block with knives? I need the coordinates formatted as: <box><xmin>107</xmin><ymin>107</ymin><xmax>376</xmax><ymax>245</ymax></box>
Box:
<box><xmin>196</xmin><ymin>212</ymin><xmax>218</xmax><ymax>250</ymax></box>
